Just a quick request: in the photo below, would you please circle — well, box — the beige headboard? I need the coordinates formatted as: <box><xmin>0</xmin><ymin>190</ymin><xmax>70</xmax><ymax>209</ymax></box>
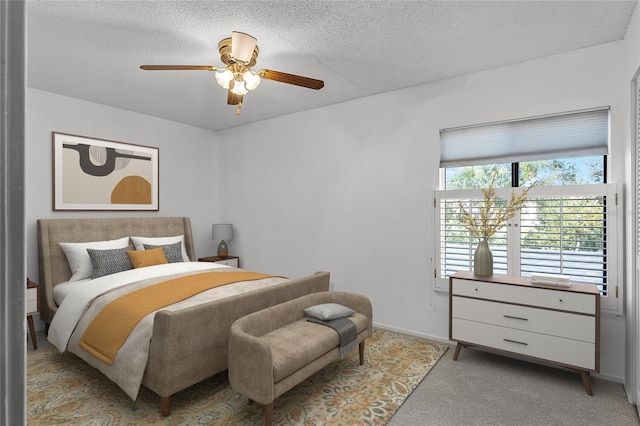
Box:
<box><xmin>37</xmin><ymin>217</ymin><xmax>195</xmax><ymax>323</ymax></box>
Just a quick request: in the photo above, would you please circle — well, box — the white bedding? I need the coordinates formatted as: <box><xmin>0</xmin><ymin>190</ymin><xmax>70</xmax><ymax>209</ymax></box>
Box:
<box><xmin>48</xmin><ymin>262</ymin><xmax>289</xmax><ymax>399</ymax></box>
<box><xmin>48</xmin><ymin>262</ymin><xmax>227</xmax><ymax>352</ymax></box>
<box><xmin>53</xmin><ymin>278</ymin><xmax>90</xmax><ymax>305</ymax></box>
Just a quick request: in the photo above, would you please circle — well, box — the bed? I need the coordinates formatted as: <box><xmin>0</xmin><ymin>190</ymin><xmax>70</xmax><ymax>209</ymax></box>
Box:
<box><xmin>37</xmin><ymin>217</ymin><xmax>330</xmax><ymax>416</ymax></box>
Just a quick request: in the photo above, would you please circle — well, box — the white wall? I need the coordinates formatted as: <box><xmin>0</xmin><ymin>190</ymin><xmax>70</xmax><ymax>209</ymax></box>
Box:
<box><xmin>25</xmin><ymin>89</ymin><xmax>221</xmax><ymax>326</ymax></box>
<box><xmin>217</xmin><ymin>40</ymin><xmax>630</xmax><ymax>381</ymax></box>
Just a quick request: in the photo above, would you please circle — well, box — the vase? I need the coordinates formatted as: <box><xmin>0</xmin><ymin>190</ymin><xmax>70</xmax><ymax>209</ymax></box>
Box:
<box><xmin>474</xmin><ymin>239</ymin><xmax>493</xmax><ymax>276</ymax></box>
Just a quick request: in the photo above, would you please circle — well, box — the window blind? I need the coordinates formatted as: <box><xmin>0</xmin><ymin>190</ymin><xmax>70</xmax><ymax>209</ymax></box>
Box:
<box><xmin>437</xmin><ymin>193</ymin><xmax>609</xmax><ymax>291</ymax></box>
<box><xmin>519</xmin><ymin>195</ymin><xmax>608</xmax><ymax>295</ymax></box>
<box><xmin>440</xmin><ymin>108</ymin><xmax>610</xmax><ymax>167</ymax></box>
<box><xmin>434</xmin><ymin>184</ymin><xmax>620</xmax><ymax>313</ymax></box>
<box><xmin>438</xmin><ymin>198</ymin><xmax>508</xmax><ymax>278</ymax></box>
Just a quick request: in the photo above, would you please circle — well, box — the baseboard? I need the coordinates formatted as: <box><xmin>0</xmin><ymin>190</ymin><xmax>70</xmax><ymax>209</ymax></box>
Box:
<box><xmin>372</xmin><ymin>322</ymin><xmax>452</xmax><ymax>346</ymax></box>
<box><xmin>596</xmin><ymin>371</ymin><xmax>624</xmax><ymax>384</ymax></box>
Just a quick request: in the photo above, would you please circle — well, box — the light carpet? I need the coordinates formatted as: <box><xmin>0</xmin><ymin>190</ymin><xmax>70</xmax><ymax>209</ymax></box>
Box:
<box><xmin>27</xmin><ymin>329</ymin><xmax>448</xmax><ymax>425</ymax></box>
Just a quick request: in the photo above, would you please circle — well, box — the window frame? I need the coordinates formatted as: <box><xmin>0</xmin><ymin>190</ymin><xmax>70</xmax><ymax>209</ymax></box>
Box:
<box><xmin>433</xmin><ymin>183</ymin><xmax>623</xmax><ymax>315</ymax></box>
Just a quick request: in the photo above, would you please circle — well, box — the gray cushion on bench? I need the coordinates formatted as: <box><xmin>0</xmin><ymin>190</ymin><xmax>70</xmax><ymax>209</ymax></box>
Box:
<box><xmin>263</xmin><ymin>313</ymin><xmax>368</xmax><ymax>382</ymax></box>
<box><xmin>307</xmin><ymin>316</ymin><xmax>358</xmax><ymax>357</ymax></box>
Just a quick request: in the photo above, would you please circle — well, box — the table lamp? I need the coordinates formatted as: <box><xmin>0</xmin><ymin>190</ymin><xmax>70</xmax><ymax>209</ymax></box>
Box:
<box><xmin>212</xmin><ymin>224</ymin><xmax>233</xmax><ymax>258</ymax></box>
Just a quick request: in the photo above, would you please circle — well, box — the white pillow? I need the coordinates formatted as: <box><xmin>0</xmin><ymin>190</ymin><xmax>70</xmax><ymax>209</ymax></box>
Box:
<box><xmin>59</xmin><ymin>237</ymin><xmax>130</xmax><ymax>282</ymax></box>
<box><xmin>130</xmin><ymin>235</ymin><xmax>190</xmax><ymax>262</ymax></box>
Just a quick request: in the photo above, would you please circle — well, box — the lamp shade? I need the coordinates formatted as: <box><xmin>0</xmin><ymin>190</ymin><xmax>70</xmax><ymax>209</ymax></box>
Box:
<box><xmin>231</xmin><ymin>31</ymin><xmax>257</xmax><ymax>63</ymax></box>
<box><xmin>230</xmin><ymin>79</ymin><xmax>248</xmax><ymax>96</ymax></box>
<box><xmin>212</xmin><ymin>224</ymin><xmax>233</xmax><ymax>241</ymax></box>
<box><xmin>215</xmin><ymin>69</ymin><xmax>233</xmax><ymax>89</ymax></box>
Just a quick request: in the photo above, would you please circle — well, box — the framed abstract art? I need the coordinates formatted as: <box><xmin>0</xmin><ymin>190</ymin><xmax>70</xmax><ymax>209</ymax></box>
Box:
<box><xmin>52</xmin><ymin>132</ymin><xmax>159</xmax><ymax>211</ymax></box>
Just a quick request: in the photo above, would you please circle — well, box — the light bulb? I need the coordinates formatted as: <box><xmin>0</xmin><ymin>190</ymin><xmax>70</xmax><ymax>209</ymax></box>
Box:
<box><xmin>242</xmin><ymin>71</ymin><xmax>261</xmax><ymax>90</ymax></box>
<box><xmin>230</xmin><ymin>80</ymin><xmax>248</xmax><ymax>96</ymax></box>
<box><xmin>215</xmin><ymin>69</ymin><xmax>233</xmax><ymax>89</ymax></box>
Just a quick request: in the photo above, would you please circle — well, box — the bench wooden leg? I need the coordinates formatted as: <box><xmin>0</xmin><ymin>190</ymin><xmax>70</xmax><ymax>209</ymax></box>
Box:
<box><xmin>264</xmin><ymin>402</ymin><xmax>273</xmax><ymax>426</ymax></box>
<box><xmin>160</xmin><ymin>396</ymin><xmax>171</xmax><ymax>416</ymax></box>
<box><xmin>359</xmin><ymin>341</ymin><xmax>365</xmax><ymax>365</ymax></box>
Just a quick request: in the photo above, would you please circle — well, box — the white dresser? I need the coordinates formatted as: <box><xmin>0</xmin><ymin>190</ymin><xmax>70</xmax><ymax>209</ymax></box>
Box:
<box><xmin>449</xmin><ymin>271</ymin><xmax>600</xmax><ymax>395</ymax></box>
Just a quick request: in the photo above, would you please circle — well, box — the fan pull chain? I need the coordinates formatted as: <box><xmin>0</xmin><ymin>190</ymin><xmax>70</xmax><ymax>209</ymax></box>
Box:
<box><xmin>236</xmin><ymin>101</ymin><xmax>243</xmax><ymax>116</ymax></box>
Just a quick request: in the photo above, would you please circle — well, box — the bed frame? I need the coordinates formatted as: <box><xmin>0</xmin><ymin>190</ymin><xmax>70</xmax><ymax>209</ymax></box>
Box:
<box><xmin>37</xmin><ymin>217</ymin><xmax>330</xmax><ymax>416</ymax></box>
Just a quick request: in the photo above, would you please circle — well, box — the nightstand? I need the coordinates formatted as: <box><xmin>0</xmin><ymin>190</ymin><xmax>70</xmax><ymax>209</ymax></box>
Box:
<box><xmin>27</xmin><ymin>279</ymin><xmax>39</xmax><ymax>350</ymax></box>
<box><xmin>198</xmin><ymin>255</ymin><xmax>240</xmax><ymax>268</ymax></box>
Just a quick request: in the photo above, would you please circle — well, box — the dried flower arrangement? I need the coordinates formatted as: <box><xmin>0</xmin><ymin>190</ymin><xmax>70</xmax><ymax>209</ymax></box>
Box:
<box><xmin>458</xmin><ymin>181</ymin><xmax>532</xmax><ymax>241</ymax></box>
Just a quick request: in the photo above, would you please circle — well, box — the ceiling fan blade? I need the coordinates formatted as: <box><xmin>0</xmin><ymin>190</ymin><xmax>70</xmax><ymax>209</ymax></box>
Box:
<box><xmin>260</xmin><ymin>69</ymin><xmax>324</xmax><ymax>90</ymax></box>
<box><xmin>140</xmin><ymin>65</ymin><xmax>218</xmax><ymax>71</ymax></box>
<box><xmin>227</xmin><ymin>89</ymin><xmax>243</xmax><ymax>106</ymax></box>
<box><xmin>231</xmin><ymin>32</ymin><xmax>257</xmax><ymax>63</ymax></box>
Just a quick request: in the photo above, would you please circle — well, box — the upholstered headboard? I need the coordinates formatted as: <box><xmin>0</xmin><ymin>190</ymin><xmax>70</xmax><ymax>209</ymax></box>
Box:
<box><xmin>37</xmin><ymin>217</ymin><xmax>195</xmax><ymax>323</ymax></box>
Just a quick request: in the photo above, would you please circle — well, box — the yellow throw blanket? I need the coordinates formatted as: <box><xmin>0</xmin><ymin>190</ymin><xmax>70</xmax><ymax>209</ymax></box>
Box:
<box><xmin>79</xmin><ymin>271</ymin><xmax>271</xmax><ymax>365</ymax></box>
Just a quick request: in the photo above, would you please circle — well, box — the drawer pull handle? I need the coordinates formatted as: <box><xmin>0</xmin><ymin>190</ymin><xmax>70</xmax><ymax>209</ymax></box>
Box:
<box><xmin>504</xmin><ymin>338</ymin><xmax>528</xmax><ymax>346</ymax></box>
<box><xmin>503</xmin><ymin>315</ymin><xmax>528</xmax><ymax>321</ymax></box>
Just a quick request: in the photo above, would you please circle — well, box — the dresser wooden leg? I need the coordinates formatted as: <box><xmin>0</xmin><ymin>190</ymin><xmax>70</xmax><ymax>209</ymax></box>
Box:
<box><xmin>581</xmin><ymin>371</ymin><xmax>593</xmax><ymax>395</ymax></box>
<box><xmin>453</xmin><ymin>342</ymin><xmax>464</xmax><ymax>360</ymax></box>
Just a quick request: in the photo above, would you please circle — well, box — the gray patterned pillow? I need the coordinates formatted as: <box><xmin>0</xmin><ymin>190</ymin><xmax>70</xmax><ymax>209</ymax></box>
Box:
<box><xmin>143</xmin><ymin>241</ymin><xmax>184</xmax><ymax>263</ymax></box>
<box><xmin>87</xmin><ymin>246</ymin><xmax>134</xmax><ymax>279</ymax></box>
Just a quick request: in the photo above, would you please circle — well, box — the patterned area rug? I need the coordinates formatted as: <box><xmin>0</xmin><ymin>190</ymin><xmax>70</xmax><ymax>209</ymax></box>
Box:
<box><xmin>28</xmin><ymin>329</ymin><xmax>448</xmax><ymax>425</ymax></box>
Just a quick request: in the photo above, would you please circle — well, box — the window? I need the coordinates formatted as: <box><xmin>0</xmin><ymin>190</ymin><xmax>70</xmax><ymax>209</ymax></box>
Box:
<box><xmin>434</xmin><ymin>108</ymin><xmax>622</xmax><ymax>314</ymax></box>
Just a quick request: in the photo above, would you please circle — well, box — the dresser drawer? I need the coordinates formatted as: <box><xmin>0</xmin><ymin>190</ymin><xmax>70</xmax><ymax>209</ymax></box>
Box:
<box><xmin>451</xmin><ymin>278</ymin><xmax>596</xmax><ymax>314</ymax></box>
<box><xmin>452</xmin><ymin>296</ymin><xmax>596</xmax><ymax>342</ymax></box>
<box><xmin>26</xmin><ymin>286</ymin><xmax>38</xmax><ymax>313</ymax></box>
<box><xmin>452</xmin><ymin>318</ymin><xmax>596</xmax><ymax>370</ymax></box>
<box><xmin>215</xmin><ymin>257</ymin><xmax>238</xmax><ymax>267</ymax></box>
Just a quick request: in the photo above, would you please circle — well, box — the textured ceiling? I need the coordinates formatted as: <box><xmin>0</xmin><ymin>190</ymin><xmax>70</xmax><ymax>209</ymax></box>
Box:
<box><xmin>27</xmin><ymin>1</ymin><xmax>638</xmax><ymax>131</ymax></box>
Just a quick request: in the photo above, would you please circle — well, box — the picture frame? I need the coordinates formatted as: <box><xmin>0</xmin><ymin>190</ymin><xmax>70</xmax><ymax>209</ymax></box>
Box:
<box><xmin>52</xmin><ymin>132</ymin><xmax>159</xmax><ymax>211</ymax></box>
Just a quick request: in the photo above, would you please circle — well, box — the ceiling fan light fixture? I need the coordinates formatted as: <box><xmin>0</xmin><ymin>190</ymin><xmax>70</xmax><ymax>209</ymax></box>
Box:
<box><xmin>242</xmin><ymin>70</ymin><xmax>261</xmax><ymax>90</ymax></box>
<box><xmin>215</xmin><ymin>69</ymin><xmax>233</xmax><ymax>89</ymax></box>
<box><xmin>230</xmin><ymin>79</ymin><xmax>249</xmax><ymax>96</ymax></box>
<box><xmin>140</xmin><ymin>31</ymin><xmax>324</xmax><ymax>115</ymax></box>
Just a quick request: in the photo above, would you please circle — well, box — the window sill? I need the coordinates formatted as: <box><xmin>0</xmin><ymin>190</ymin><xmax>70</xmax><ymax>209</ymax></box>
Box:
<box><xmin>434</xmin><ymin>286</ymin><xmax>449</xmax><ymax>295</ymax></box>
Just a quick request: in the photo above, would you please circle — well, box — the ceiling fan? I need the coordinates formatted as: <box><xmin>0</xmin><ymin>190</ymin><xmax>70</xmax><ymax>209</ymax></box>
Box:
<box><xmin>140</xmin><ymin>31</ymin><xmax>324</xmax><ymax>115</ymax></box>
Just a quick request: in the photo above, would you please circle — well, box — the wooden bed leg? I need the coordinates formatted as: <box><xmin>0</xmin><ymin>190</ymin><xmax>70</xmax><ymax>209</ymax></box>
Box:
<box><xmin>359</xmin><ymin>341</ymin><xmax>365</xmax><ymax>365</ymax></box>
<box><xmin>264</xmin><ymin>402</ymin><xmax>273</xmax><ymax>426</ymax></box>
<box><xmin>453</xmin><ymin>342</ymin><xmax>464</xmax><ymax>361</ymax></box>
<box><xmin>160</xmin><ymin>396</ymin><xmax>171</xmax><ymax>416</ymax></box>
